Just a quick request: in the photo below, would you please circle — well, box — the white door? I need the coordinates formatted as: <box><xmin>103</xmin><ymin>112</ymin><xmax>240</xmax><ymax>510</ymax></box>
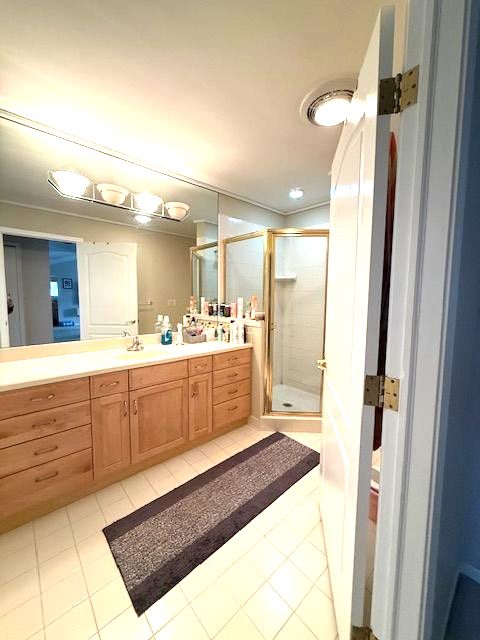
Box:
<box><xmin>77</xmin><ymin>242</ymin><xmax>138</xmax><ymax>339</ymax></box>
<box><xmin>320</xmin><ymin>7</ymin><xmax>393</xmax><ymax>639</ymax></box>
<box><xmin>4</xmin><ymin>243</ymin><xmax>25</xmax><ymax>347</ymax></box>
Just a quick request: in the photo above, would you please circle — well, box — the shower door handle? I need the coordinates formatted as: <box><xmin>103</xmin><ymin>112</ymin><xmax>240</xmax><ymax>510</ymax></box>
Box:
<box><xmin>316</xmin><ymin>359</ymin><xmax>327</xmax><ymax>371</ymax></box>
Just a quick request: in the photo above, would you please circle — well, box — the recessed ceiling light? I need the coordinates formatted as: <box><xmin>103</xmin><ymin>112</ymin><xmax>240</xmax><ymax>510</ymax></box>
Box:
<box><xmin>51</xmin><ymin>170</ymin><xmax>90</xmax><ymax>197</ymax></box>
<box><xmin>307</xmin><ymin>90</ymin><xmax>353</xmax><ymax>127</ymax></box>
<box><xmin>289</xmin><ymin>188</ymin><xmax>304</xmax><ymax>199</ymax></box>
<box><xmin>134</xmin><ymin>213</ymin><xmax>152</xmax><ymax>224</ymax></box>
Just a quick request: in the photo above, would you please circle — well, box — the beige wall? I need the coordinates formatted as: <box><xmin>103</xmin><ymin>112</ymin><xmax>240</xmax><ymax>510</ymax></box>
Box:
<box><xmin>287</xmin><ymin>204</ymin><xmax>329</xmax><ymax>229</ymax></box>
<box><xmin>0</xmin><ymin>203</ymin><xmax>195</xmax><ymax>334</ymax></box>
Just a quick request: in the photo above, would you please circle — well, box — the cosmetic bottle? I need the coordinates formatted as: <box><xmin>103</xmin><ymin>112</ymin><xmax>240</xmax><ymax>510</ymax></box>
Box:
<box><xmin>161</xmin><ymin>315</ymin><xmax>173</xmax><ymax>345</ymax></box>
<box><xmin>237</xmin><ymin>297</ymin><xmax>244</xmax><ymax>319</ymax></box>
<box><xmin>230</xmin><ymin>302</ymin><xmax>237</xmax><ymax>318</ymax></box>
<box><xmin>154</xmin><ymin>314</ymin><xmax>163</xmax><ymax>334</ymax></box>
<box><xmin>175</xmin><ymin>323</ymin><xmax>183</xmax><ymax>345</ymax></box>
<box><xmin>200</xmin><ymin>297</ymin><xmax>205</xmax><ymax>317</ymax></box>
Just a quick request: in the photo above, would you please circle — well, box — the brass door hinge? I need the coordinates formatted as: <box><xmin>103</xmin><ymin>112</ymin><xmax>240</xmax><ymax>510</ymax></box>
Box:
<box><xmin>364</xmin><ymin>375</ymin><xmax>400</xmax><ymax>411</ymax></box>
<box><xmin>378</xmin><ymin>65</ymin><xmax>419</xmax><ymax>115</ymax></box>
<box><xmin>352</xmin><ymin>625</ymin><xmax>379</xmax><ymax>640</ymax></box>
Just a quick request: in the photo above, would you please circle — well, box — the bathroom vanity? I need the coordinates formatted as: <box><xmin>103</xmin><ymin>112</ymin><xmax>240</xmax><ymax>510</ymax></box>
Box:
<box><xmin>0</xmin><ymin>342</ymin><xmax>252</xmax><ymax>531</ymax></box>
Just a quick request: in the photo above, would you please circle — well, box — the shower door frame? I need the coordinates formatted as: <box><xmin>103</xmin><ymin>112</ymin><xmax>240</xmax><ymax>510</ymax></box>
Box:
<box><xmin>190</xmin><ymin>240</ymin><xmax>218</xmax><ymax>301</ymax></box>
<box><xmin>265</xmin><ymin>228</ymin><xmax>329</xmax><ymax>417</ymax></box>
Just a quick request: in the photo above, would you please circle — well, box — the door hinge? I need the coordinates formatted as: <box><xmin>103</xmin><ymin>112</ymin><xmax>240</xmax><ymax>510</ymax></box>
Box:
<box><xmin>352</xmin><ymin>625</ymin><xmax>379</xmax><ymax>640</ymax></box>
<box><xmin>378</xmin><ymin>64</ymin><xmax>419</xmax><ymax>115</ymax></box>
<box><xmin>364</xmin><ymin>375</ymin><xmax>400</xmax><ymax>411</ymax></box>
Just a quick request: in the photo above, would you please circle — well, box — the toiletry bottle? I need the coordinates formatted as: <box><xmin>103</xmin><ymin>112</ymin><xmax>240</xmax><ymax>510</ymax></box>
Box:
<box><xmin>154</xmin><ymin>314</ymin><xmax>163</xmax><ymax>334</ymax></box>
<box><xmin>251</xmin><ymin>295</ymin><xmax>258</xmax><ymax>319</ymax></box>
<box><xmin>176</xmin><ymin>323</ymin><xmax>183</xmax><ymax>345</ymax></box>
<box><xmin>237</xmin><ymin>297</ymin><xmax>244</xmax><ymax>319</ymax></box>
<box><xmin>161</xmin><ymin>315</ymin><xmax>173</xmax><ymax>345</ymax></box>
<box><xmin>200</xmin><ymin>297</ymin><xmax>205</xmax><ymax>317</ymax></box>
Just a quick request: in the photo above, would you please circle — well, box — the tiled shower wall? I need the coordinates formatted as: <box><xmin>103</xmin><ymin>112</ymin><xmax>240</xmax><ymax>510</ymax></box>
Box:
<box><xmin>225</xmin><ymin>236</ymin><xmax>264</xmax><ymax>309</ymax></box>
<box><xmin>272</xmin><ymin>236</ymin><xmax>327</xmax><ymax>395</ymax></box>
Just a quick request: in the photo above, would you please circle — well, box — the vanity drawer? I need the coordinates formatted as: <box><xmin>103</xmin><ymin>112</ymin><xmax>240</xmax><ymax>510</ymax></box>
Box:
<box><xmin>0</xmin><ymin>449</ymin><xmax>93</xmax><ymax>519</ymax></box>
<box><xmin>0</xmin><ymin>424</ymin><xmax>92</xmax><ymax>478</ymax></box>
<box><xmin>188</xmin><ymin>356</ymin><xmax>212</xmax><ymax>376</ymax></box>
<box><xmin>0</xmin><ymin>401</ymin><xmax>91</xmax><ymax>450</ymax></box>
<box><xmin>213</xmin><ymin>349</ymin><xmax>251</xmax><ymax>371</ymax></box>
<box><xmin>213</xmin><ymin>394</ymin><xmax>251</xmax><ymax>431</ymax></box>
<box><xmin>213</xmin><ymin>379</ymin><xmax>251</xmax><ymax>405</ymax></box>
<box><xmin>213</xmin><ymin>363</ymin><xmax>251</xmax><ymax>388</ymax></box>
<box><xmin>0</xmin><ymin>378</ymin><xmax>90</xmax><ymax>421</ymax></box>
<box><xmin>129</xmin><ymin>360</ymin><xmax>189</xmax><ymax>390</ymax></box>
<box><xmin>90</xmin><ymin>370</ymin><xmax>128</xmax><ymax>398</ymax></box>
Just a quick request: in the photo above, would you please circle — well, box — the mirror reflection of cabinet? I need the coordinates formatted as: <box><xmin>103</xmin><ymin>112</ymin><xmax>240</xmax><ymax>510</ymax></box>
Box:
<box><xmin>190</xmin><ymin>242</ymin><xmax>218</xmax><ymax>303</ymax></box>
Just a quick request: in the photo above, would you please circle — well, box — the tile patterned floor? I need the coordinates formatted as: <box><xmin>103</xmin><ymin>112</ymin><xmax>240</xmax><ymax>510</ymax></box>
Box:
<box><xmin>0</xmin><ymin>426</ymin><xmax>338</xmax><ymax>640</ymax></box>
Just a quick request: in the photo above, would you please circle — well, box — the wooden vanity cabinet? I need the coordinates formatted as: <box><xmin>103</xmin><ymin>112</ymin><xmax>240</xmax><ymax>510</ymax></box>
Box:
<box><xmin>188</xmin><ymin>373</ymin><xmax>213</xmax><ymax>440</ymax></box>
<box><xmin>91</xmin><ymin>391</ymin><xmax>130</xmax><ymax>480</ymax></box>
<box><xmin>130</xmin><ymin>379</ymin><xmax>189</xmax><ymax>463</ymax></box>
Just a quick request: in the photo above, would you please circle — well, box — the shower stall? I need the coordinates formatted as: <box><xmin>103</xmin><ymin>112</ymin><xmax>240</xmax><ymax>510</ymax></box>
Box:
<box><xmin>224</xmin><ymin>228</ymin><xmax>329</xmax><ymax>416</ymax></box>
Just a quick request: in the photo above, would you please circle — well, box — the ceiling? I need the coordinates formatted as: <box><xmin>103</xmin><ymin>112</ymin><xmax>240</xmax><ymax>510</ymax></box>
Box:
<box><xmin>0</xmin><ymin>118</ymin><xmax>217</xmax><ymax>239</ymax></box>
<box><xmin>0</xmin><ymin>0</ymin><xmax>404</xmax><ymax>212</ymax></box>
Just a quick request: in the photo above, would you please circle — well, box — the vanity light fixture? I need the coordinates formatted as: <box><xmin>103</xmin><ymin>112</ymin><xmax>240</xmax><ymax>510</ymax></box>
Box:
<box><xmin>97</xmin><ymin>183</ymin><xmax>129</xmax><ymax>205</ymax></box>
<box><xmin>51</xmin><ymin>170</ymin><xmax>90</xmax><ymax>197</ymax></box>
<box><xmin>306</xmin><ymin>89</ymin><xmax>353</xmax><ymax>127</ymax></box>
<box><xmin>289</xmin><ymin>187</ymin><xmax>304</xmax><ymax>199</ymax></box>
<box><xmin>47</xmin><ymin>170</ymin><xmax>191</xmax><ymax>223</ymax></box>
<box><xmin>134</xmin><ymin>213</ymin><xmax>152</xmax><ymax>224</ymax></box>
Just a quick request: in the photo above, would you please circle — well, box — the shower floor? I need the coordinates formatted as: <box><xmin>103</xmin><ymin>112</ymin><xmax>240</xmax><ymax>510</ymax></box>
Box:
<box><xmin>272</xmin><ymin>383</ymin><xmax>320</xmax><ymax>413</ymax></box>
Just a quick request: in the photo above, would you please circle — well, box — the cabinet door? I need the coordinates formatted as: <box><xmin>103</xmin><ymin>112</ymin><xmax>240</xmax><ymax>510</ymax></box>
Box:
<box><xmin>189</xmin><ymin>373</ymin><xmax>212</xmax><ymax>440</ymax></box>
<box><xmin>91</xmin><ymin>392</ymin><xmax>130</xmax><ymax>480</ymax></box>
<box><xmin>130</xmin><ymin>379</ymin><xmax>188</xmax><ymax>463</ymax></box>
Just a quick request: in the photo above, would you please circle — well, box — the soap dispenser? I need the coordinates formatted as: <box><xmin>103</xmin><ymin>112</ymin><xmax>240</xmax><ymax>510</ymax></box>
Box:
<box><xmin>161</xmin><ymin>315</ymin><xmax>173</xmax><ymax>345</ymax></box>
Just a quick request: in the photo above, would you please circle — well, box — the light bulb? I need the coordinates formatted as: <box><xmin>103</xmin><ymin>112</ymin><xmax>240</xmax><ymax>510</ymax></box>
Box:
<box><xmin>134</xmin><ymin>192</ymin><xmax>163</xmax><ymax>214</ymax></box>
<box><xmin>51</xmin><ymin>171</ymin><xmax>90</xmax><ymax>197</ymax></box>
<box><xmin>313</xmin><ymin>96</ymin><xmax>351</xmax><ymax>126</ymax></box>
<box><xmin>134</xmin><ymin>213</ymin><xmax>152</xmax><ymax>224</ymax></box>
<box><xmin>289</xmin><ymin>188</ymin><xmax>304</xmax><ymax>199</ymax></box>
<box><xmin>164</xmin><ymin>202</ymin><xmax>190</xmax><ymax>221</ymax></box>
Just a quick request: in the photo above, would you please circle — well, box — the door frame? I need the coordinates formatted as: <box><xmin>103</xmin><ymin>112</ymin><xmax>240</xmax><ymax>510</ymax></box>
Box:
<box><xmin>0</xmin><ymin>226</ymin><xmax>83</xmax><ymax>347</ymax></box>
<box><xmin>372</xmin><ymin>0</ymin><xmax>475</xmax><ymax>637</ymax></box>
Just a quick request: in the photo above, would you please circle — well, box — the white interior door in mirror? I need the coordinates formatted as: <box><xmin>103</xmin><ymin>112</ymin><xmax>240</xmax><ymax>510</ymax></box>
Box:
<box><xmin>320</xmin><ymin>7</ymin><xmax>393</xmax><ymax>639</ymax></box>
<box><xmin>77</xmin><ymin>242</ymin><xmax>138</xmax><ymax>339</ymax></box>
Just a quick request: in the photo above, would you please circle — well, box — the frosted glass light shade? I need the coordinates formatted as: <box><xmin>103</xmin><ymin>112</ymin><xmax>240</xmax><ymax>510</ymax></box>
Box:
<box><xmin>97</xmin><ymin>183</ymin><xmax>129</xmax><ymax>205</ymax></box>
<box><xmin>134</xmin><ymin>192</ymin><xmax>163</xmax><ymax>214</ymax></box>
<box><xmin>51</xmin><ymin>171</ymin><xmax>90</xmax><ymax>197</ymax></box>
<box><xmin>164</xmin><ymin>201</ymin><xmax>190</xmax><ymax>221</ymax></box>
<box><xmin>134</xmin><ymin>213</ymin><xmax>152</xmax><ymax>224</ymax></box>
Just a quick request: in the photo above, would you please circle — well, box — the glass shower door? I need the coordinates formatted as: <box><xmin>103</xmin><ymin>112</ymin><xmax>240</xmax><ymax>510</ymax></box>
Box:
<box><xmin>269</xmin><ymin>232</ymin><xmax>328</xmax><ymax>414</ymax></box>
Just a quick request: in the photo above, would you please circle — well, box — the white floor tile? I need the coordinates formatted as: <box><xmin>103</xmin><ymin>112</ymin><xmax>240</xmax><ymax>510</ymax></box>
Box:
<box><xmin>0</xmin><ymin>567</ymin><xmax>40</xmax><ymax>617</ymax></box>
<box><xmin>101</xmin><ymin>497</ymin><xmax>134</xmax><ymax>525</ymax></box>
<box><xmin>246</xmin><ymin>538</ymin><xmax>286</xmax><ymax>579</ymax></box>
<box><xmin>244</xmin><ymin>583</ymin><xmax>292</xmax><ymax>640</ymax></box>
<box><xmin>72</xmin><ymin>512</ymin><xmax>107</xmax><ymax>544</ymax></box>
<box><xmin>39</xmin><ymin>547</ymin><xmax>82</xmax><ymax>591</ymax></box>
<box><xmin>296</xmin><ymin>585</ymin><xmax>337</xmax><ymax>640</ymax></box>
<box><xmin>42</xmin><ymin>570</ymin><xmax>88</xmax><ymax>625</ymax></box>
<box><xmin>290</xmin><ymin>540</ymin><xmax>328</xmax><ymax>582</ymax></box>
<box><xmin>34</xmin><ymin>509</ymin><xmax>70</xmax><ymax>541</ymax></box>
<box><xmin>266</xmin><ymin>520</ymin><xmax>305</xmax><ymax>556</ymax></box>
<box><xmin>145</xmin><ymin>585</ymin><xmax>188</xmax><ymax>633</ymax></box>
<box><xmin>275</xmin><ymin>612</ymin><xmax>318</xmax><ymax>640</ymax></box>
<box><xmin>45</xmin><ymin>599</ymin><xmax>97</xmax><ymax>640</ymax></box>
<box><xmin>98</xmin><ymin>607</ymin><xmax>151</xmax><ymax>640</ymax></box>
<box><xmin>0</xmin><ymin>523</ymin><xmax>34</xmax><ymax>559</ymax></box>
<box><xmin>67</xmin><ymin>495</ymin><xmax>102</xmax><ymax>523</ymax></box>
<box><xmin>219</xmin><ymin>557</ymin><xmax>265</xmax><ymax>605</ymax></box>
<box><xmin>154</xmin><ymin>605</ymin><xmax>209</xmax><ymax>640</ymax></box>
<box><xmin>36</xmin><ymin>526</ymin><xmax>75</xmax><ymax>564</ymax></box>
<box><xmin>83</xmin><ymin>552</ymin><xmax>120</xmax><ymax>595</ymax></box>
<box><xmin>214</xmin><ymin>609</ymin><xmax>264</xmax><ymax>640</ymax></box>
<box><xmin>0</xmin><ymin>594</ymin><xmax>43</xmax><ymax>640</ymax></box>
<box><xmin>0</xmin><ymin>543</ymin><xmax>37</xmax><ymax>585</ymax></box>
<box><xmin>95</xmin><ymin>483</ymin><xmax>127</xmax><ymax>508</ymax></box>
<box><xmin>269</xmin><ymin>559</ymin><xmax>313</xmax><ymax>610</ymax></box>
<box><xmin>191</xmin><ymin>582</ymin><xmax>240</xmax><ymax>637</ymax></box>
<box><xmin>90</xmin><ymin>576</ymin><xmax>131</xmax><ymax>629</ymax></box>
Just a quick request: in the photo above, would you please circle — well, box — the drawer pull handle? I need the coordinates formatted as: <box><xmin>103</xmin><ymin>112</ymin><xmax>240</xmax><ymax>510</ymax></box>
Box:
<box><xmin>228</xmin><ymin>357</ymin><xmax>239</xmax><ymax>363</ymax></box>
<box><xmin>34</xmin><ymin>445</ymin><xmax>59</xmax><ymax>456</ymax></box>
<box><xmin>227</xmin><ymin>373</ymin><xmax>238</xmax><ymax>379</ymax></box>
<box><xmin>32</xmin><ymin>418</ymin><xmax>57</xmax><ymax>429</ymax></box>
<box><xmin>228</xmin><ymin>405</ymin><xmax>238</xmax><ymax>412</ymax></box>
<box><xmin>195</xmin><ymin>364</ymin><xmax>206</xmax><ymax>370</ymax></box>
<box><xmin>100</xmin><ymin>381</ymin><xmax>120</xmax><ymax>388</ymax></box>
<box><xmin>228</xmin><ymin>388</ymin><xmax>238</xmax><ymax>395</ymax></box>
<box><xmin>35</xmin><ymin>470</ymin><xmax>59</xmax><ymax>483</ymax></box>
<box><xmin>133</xmin><ymin>399</ymin><xmax>138</xmax><ymax>415</ymax></box>
<box><xmin>123</xmin><ymin>400</ymin><xmax>128</xmax><ymax>417</ymax></box>
<box><xmin>31</xmin><ymin>393</ymin><xmax>55</xmax><ymax>402</ymax></box>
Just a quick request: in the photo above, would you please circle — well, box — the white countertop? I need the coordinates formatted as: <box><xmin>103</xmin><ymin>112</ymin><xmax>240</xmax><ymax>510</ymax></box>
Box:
<box><xmin>0</xmin><ymin>341</ymin><xmax>253</xmax><ymax>392</ymax></box>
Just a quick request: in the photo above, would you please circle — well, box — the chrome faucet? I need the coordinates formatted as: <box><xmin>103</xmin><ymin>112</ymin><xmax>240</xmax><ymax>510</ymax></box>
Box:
<box><xmin>126</xmin><ymin>336</ymin><xmax>144</xmax><ymax>351</ymax></box>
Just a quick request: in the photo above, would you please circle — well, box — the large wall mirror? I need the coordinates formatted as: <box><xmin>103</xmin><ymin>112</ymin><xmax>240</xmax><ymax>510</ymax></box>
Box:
<box><xmin>0</xmin><ymin>117</ymin><xmax>218</xmax><ymax>348</ymax></box>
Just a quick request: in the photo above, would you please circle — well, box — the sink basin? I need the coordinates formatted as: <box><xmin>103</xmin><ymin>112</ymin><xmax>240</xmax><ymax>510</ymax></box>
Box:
<box><xmin>116</xmin><ymin>349</ymin><xmax>167</xmax><ymax>361</ymax></box>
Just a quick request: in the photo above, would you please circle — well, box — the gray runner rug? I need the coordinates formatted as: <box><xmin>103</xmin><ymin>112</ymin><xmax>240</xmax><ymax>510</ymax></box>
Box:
<box><xmin>103</xmin><ymin>432</ymin><xmax>319</xmax><ymax>615</ymax></box>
